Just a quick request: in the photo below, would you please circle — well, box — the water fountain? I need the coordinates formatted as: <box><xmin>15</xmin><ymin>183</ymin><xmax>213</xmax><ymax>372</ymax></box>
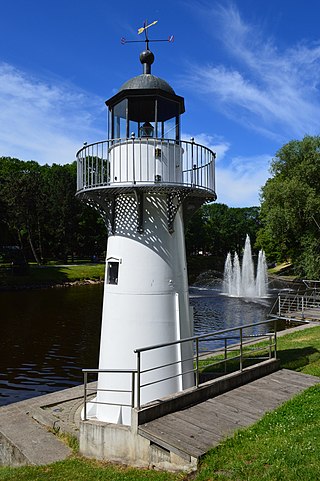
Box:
<box><xmin>223</xmin><ymin>235</ymin><xmax>268</xmax><ymax>298</ymax></box>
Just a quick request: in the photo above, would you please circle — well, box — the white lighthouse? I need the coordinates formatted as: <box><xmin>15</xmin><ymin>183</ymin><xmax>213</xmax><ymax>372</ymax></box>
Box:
<box><xmin>76</xmin><ymin>42</ymin><xmax>216</xmax><ymax>426</ymax></box>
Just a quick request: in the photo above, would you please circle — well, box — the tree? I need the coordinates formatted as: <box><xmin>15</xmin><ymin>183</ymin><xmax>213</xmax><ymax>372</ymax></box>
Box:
<box><xmin>257</xmin><ymin>135</ymin><xmax>320</xmax><ymax>277</ymax></box>
<box><xmin>186</xmin><ymin>203</ymin><xmax>261</xmax><ymax>257</ymax></box>
<box><xmin>0</xmin><ymin>157</ymin><xmax>106</xmax><ymax>263</ymax></box>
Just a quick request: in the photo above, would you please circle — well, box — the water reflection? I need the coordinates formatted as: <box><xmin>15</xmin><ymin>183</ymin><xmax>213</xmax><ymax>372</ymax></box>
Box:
<box><xmin>0</xmin><ymin>281</ymin><xmax>277</xmax><ymax>407</ymax></box>
<box><xmin>190</xmin><ymin>285</ymin><xmax>273</xmax><ymax>352</ymax></box>
<box><xmin>0</xmin><ymin>284</ymin><xmax>103</xmax><ymax>406</ymax></box>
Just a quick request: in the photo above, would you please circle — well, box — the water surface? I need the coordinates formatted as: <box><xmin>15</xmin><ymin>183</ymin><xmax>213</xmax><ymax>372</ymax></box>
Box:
<box><xmin>0</xmin><ymin>281</ymin><xmax>275</xmax><ymax>406</ymax></box>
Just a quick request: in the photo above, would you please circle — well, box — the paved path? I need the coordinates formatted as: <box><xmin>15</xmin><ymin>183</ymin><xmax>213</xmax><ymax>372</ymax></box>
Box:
<box><xmin>138</xmin><ymin>369</ymin><xmax>319</xmax><ymax>460</ymax></box>
<box><xmin>0</xmin><ymin>384</ymin><xmax>86</xmax><ymax>465</ymax></box>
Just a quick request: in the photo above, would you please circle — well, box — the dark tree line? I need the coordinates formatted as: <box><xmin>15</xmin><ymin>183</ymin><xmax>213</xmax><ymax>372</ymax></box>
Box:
<box><xmin>0</xmin><ymin>157</ymin><xmax>106</xmax><ymax>264</ymax></box>
<box><xmin>185</xmin><ymin>203</ymin><xmax>261</xmax><ymax>257</ymax></box>
<box><xmin>0</xmin><ymin>156</ymin><xmax>263</xmax><ymax>266</ymax></box>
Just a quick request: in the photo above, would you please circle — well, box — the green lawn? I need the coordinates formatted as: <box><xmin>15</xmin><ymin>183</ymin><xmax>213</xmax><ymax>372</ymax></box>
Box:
<box><xmin>1</xmin><ymin>326</ymin><xmax>320</xmax><ymax>481</ymax></box>
<box><xmin>0</xmin><ymin>263</ymin><xmax>105</xmax><ymax>288</ymax></box>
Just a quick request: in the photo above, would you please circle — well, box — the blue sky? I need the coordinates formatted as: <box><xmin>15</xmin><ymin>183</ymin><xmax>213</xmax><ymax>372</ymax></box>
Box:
<box><xmin>1</xmin><ymin>0</ymin><xmax>320</xmax><ymax>207</ymax></box>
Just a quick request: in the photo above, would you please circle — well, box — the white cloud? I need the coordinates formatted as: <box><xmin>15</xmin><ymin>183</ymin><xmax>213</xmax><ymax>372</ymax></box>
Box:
<box><xmin>0</xmin><ymin>63</ymin><xmax>105</xmax><ymax>164</ymax></box>
<box><xmin>183</xmin><ymin>130</ymin><xmax>270</xmax><ymax>206</ymax></box>
<box><xmin>182</xmin><ymin>131</ymin><xmax>230</xmax><ymax>159</ymax></box>
<box><xmin>216</xmin><ymin>154</ymin><xmax>271</xmax><ymax>207</ymax></box>
<box><xmin>185</xmin><ymin>3</ymin><xmax>320</xmax><ymax>141</ymax></box>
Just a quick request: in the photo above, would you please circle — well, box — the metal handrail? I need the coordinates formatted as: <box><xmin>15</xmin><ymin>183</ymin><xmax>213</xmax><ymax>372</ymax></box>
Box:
<box><xmin>134</xmin><ymin>319</ymin><xmax>277</xmax><ymax>408</ymax></box>
<box><xmin>82</xmin><ymin>319</ymin><xmax>277</xmax><ymax>416</ymax></box>
<box><xmin>271</xmin><ymin>281</ymin><xmax>320</xmax><ymax>319</ymax></box>
<box><xmin>76</xmin><ymin>137</ymin><xmax>216</xmax><ymax>196</ymax></box>
<box><xmin>82</xmin><ymin>368</ymin><xmax>137</xmax><ymax>421</ymax></box>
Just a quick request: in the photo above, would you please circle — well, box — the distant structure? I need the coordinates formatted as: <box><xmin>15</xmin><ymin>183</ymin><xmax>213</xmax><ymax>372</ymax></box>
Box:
<box><xmin>223</xmin><ymin>235</ymin><xmax>268</xmax><ymax>298</ymax></box>
<box><xmin>75</xmin><ymin>23</ymin><xmax>216</xmax><ymax>426</ymax></box>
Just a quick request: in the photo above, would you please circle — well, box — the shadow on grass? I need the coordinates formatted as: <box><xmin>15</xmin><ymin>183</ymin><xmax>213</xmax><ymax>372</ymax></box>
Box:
<box><xmin>0</xmin><ymin>265</ymin><xmax>71</xmax><ymax>288</ymax></box>
<box><xmin>277</xmin><ymin>346</ymin><xmax>320</xmax><ymax>371</ymax></box>
<box><xmin>199</xmin><ymin>345</ymin><xmax>320</xmax><ymax>379</ymax></box>
<box><xmin>0</xmin><ymin>264</ymin><xmax>106</xmax><ymax>289</ymax></box>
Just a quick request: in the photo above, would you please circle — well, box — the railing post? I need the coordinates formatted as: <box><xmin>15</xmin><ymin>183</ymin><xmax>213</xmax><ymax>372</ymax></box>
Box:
<box><xmin>136</xmin><ymin>351</ymin><xmax>141</xmax><ymax>409</ymax></box>
<box><xmin>274</xmin><ymin>319</ymin><xmax>277</xmax><ymax>358</ymax></box>
<box><xmin>190</xmin><ymin>137</ymin><xmax>194</xmax><ymax>186</ymax></box>
<box><xmin>83</xmin><ymin>370</ymin><xmax>88</xmax><ymax>421</ymax></box>
<box><xmin>131</xmin><ymin>371</ymin><xmax>136</xmax><ymax>408</ymax></box>
<box><xmin>278</xmin><ymin>294</ymin><xmax>281</xmax><ymax>317</ymax></box>
<box><xmin>131</xmin><ymin>133</ymin><xmax>136</xmax><ymax>185</ymax></box>
<box><xmin>195</xmin><ymin>338</ymin><xmax>199</xmax><ymax>387</ymax></box>
<box><xmin>239</xmin><ymin>328</ymin><xmax>243</xmax><ymax>372</ymax></box>
<box><xmin>268</xmin><ymin>335</ymin><xmax>272</xmax><ymax>359</ymax></box>
<box><xmin>224</xmin><ymin>338</ymin><xmax>227</xmax><ymax>373</ymax></box>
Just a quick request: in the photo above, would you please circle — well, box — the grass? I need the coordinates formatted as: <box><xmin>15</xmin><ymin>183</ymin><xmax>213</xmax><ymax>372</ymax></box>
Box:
<box><xmin>0</xmin><ymin>458</ymin><xmax>184</xmax><ymax>481</ymax></box>
<box><xmin>196</xmin><ymin>384</ymin><xmax>320</xmax><ymax>481</ymax></box>
<box><xmin>1</xmin><ymin>326</ymin><xmax>320</xmax><ymax>480</ymax></box>
<box><xmin>0</xmin><ymin>263</ymin><xmax>105</xmax><ymax>289</ymax></box>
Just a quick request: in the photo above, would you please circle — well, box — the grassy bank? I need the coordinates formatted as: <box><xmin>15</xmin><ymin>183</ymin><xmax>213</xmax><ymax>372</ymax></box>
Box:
<box><xmin>0</xmin><ymin>263</ymin><xmax>105</xmax><ymax>289</ymax></box>
<box><xmin>1</xmin><ymin>326</ymin><xmax>320</xmax><ymax>480</ymax></box>
<box><xmin>0</xmin><ymin>256</ymin><xmax>223</xmax><ymax>289</ymax></box>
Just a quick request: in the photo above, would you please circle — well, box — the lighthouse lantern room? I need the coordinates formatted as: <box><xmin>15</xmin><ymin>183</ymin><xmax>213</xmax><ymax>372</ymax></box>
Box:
<box><xmin>76</xmin><ymin>32</ymin><xmax>216</xmax><ymax>426</ymax></box>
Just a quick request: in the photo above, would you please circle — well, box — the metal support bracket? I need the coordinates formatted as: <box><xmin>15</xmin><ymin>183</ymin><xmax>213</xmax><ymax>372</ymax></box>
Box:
<box><xmin>134</xmin><ymin>190</ymin><xmax>144</xmax><ymax>233</ymax></box>
<box><xmin>167</xmin><ymin>191</ymin><xmax>189</xmax><ymax>233</ymax></box>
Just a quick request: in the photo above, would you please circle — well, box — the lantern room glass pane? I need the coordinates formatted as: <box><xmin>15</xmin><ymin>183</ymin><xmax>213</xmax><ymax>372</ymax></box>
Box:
<box><xmin>112</xmin><ymin>99</ymin><xmax>128</xmax><ymax>139</ymax></box>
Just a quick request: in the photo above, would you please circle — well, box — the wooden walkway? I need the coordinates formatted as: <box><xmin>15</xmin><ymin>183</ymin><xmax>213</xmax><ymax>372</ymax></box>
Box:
<box><xmin>283</xmin><ymin>307</ymin><xmax>320</xmax><ymax>322</ymax></box>
<box><xmin>139</xmin><ymin>369</ymin><xmax>319</xmax><ymax>460</ymax></box>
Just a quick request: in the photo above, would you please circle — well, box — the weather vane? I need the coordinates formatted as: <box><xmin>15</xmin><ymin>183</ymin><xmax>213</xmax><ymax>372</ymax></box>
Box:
<box><xmin>121</xmin><ymin>20</ymin><xmax>174</xmax><ymax>50</ymax></box>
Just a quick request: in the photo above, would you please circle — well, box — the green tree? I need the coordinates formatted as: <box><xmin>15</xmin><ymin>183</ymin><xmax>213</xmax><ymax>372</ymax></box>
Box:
<box><xmin>186</xmin><ymin>203</ymin><xmax>260</xmax><ymax>256</ymax></box>
<box><xmin>0</xmin><ymin>157</ymin><xmax>106</xmax><ymax>263</ymax></box>
<box><xmin>257</xmin><ymin>135</ymin><xmax>320</xmax><ymax>277</ymax></box>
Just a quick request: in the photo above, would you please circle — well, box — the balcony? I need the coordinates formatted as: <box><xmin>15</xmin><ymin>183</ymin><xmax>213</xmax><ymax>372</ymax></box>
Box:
<box><xmin>76</xmin><ymin>137</ymin><xmax>216</xmax><ymax>201</ymax></box>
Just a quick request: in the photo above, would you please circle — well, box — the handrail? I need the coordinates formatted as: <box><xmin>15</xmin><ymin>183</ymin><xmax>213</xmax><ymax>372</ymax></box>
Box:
<box><xmin>76</xmin><ymin>137</ymin><xmax>216</xmax><ymax>197</ymax></box>
<box><xmin>82</xmin><ymin>319</ymin><xmax>277</xmax><ymax>417</ymax></box>
<box><xmin>270</xmin><ymin>280</ymin><xmax>320</xmax><ymax>320</ymax></box>
<box><xmin>82</xmin><ymin>368</ymin><xmax>137</xmax><ymax>421</ymax></box>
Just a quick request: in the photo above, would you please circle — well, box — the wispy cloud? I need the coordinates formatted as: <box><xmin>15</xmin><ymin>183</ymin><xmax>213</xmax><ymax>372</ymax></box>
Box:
<box><xmin>216</xmin><ymin>154</ymin><xmax>271</xmax><ymax>207</ymax></box>
<box><xmin>182</xmin><ymin>131</ymin><xmax>230</xmax><ymax>159</ymax></box>
<box><xmin>0</xmin><ymin>63</ymin><xmax>105</xmax><ymax>164</ymax></box>
<box><xmin>182</xmin><ymin>130</ymin><xmax>269</xmax><ymax>206</ymax></box>
<box><xmin>185</xmin><ymin>2</ymin><xmax>320</xmax><ymax>141</ymax></box>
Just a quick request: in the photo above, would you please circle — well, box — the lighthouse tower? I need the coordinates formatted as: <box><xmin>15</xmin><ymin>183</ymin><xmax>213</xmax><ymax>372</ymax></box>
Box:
<box><xmin>76</xmin><ymin>42</ymin><xmax>216</xmax><ymax>426</ymax></box>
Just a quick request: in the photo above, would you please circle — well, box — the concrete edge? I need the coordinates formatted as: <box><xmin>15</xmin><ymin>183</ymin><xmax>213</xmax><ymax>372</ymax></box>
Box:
<box><xmin>136</xmin><ymin>358</ymin><xmax>280</xmax><ymax>425</ymax></box>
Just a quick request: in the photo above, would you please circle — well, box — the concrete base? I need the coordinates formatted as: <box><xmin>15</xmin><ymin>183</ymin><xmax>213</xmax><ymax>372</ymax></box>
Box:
<box><xmin>79</xmin><ymin>359</ymin><xmax>279</xmax><ymax>471</ymax></box>
<box><xmin>79</xmin><ymin>418</ymin><xmax>196</xmax><ymax>471</ymax></box>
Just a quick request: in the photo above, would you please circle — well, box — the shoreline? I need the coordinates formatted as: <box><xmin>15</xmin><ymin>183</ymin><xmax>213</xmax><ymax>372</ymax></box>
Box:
<box><xmin>0</xmin><ymin>278</ymin><xmax>104</xmax><ymax>292</ymax></box>
<box><xmin>0</xmin><ymin>273</ymin><xmax>300</xmax><ymax>292</ymax></box>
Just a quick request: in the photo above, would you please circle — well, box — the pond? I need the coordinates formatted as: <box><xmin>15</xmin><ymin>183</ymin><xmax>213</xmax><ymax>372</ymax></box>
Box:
<box><xmin>0</xmin><ymin>280</ymin><xmax>282</xmax><ymax>407</ymax></box>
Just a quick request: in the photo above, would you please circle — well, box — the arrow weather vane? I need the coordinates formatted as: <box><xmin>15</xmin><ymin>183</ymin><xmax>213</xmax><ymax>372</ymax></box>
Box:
<box><xmin>121</xmin><ymin>20</ymin><xmax>174</xmax><ymax>50</ymax></box>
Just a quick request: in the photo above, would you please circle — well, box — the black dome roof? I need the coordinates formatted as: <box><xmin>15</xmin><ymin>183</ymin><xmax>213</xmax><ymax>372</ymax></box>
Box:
<box><xmin>119</xmin><ymin>74</ymin><xmax>176</xmax><ymax>95</ymax></box>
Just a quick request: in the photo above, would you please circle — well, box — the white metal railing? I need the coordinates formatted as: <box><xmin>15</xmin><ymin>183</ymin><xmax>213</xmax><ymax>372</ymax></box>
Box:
<box><xmin>270</xmin><ymin>279</ymin><xmax>320</xmax><ymax>320</ymax></box>
<box><xmin>82</xmin><ymin>319</ymin><xmax>277</xmax><ymax>419</ymax></box>
<box><xmin>76</xmin><ymin>137</ymin><xmax>216</xmax><ymax>196</ymax></box>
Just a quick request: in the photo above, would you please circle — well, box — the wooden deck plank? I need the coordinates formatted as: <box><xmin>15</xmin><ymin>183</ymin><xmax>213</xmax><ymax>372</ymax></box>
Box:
<box><xmin>175</xmin><ymin>407</ymin><xmax>247</xmax><ymax>437</ymax></box>
<box><xmin>139</xmin><ymin>369</ymin><xmax>319</xmax><ymax>460</ymax></box>
<box><xmin>180</xmin><ymin>400</ymin><xmax>257</xmax><ymax>424</ymax></box>
<box><xmin>140</xmin><ymin>417</ymin><xmax>210</xmax><ymax>456</ymax></box>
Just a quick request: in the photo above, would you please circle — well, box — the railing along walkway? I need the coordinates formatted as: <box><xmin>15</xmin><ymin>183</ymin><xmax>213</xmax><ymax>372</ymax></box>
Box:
<box><xmin>138</xmin><ymin>369</ymin><xmax>319</xmax><ymax>460</ymax></box>
<box><xmin>83</xmin><ymin>320</ymin><xmax>277</xmax><ymax>418</ymax></box>
<box><xmin>270</xmin><ymin>279</ymin><xmax>320</xmax><ymax>322</ymax></box>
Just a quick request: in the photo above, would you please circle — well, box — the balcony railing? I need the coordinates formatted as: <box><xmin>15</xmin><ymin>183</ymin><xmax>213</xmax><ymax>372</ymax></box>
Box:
<box><xmin>76</xmin><ymin>137</ymin><xmax>216</xmax><ymax>197</ymax></box>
